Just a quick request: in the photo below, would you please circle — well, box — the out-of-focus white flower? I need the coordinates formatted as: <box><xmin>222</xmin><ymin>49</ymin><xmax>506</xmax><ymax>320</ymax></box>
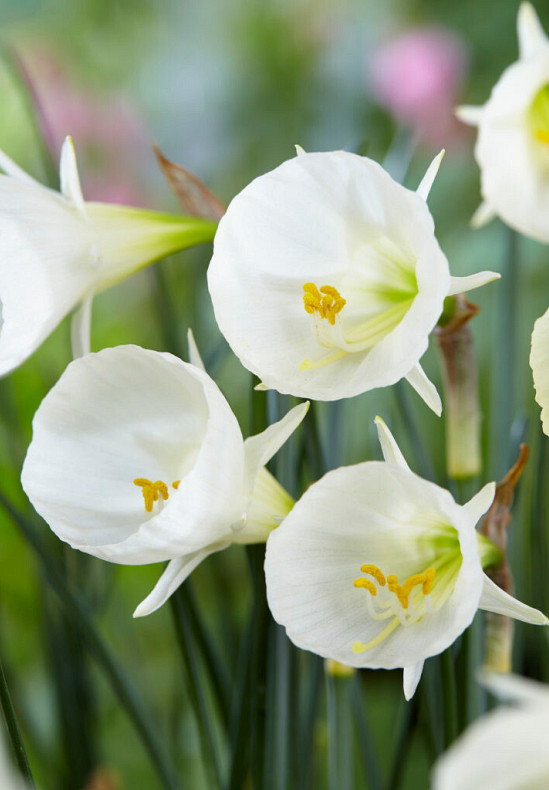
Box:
<box><xmin>433</xmin><ymin>672</ymin><xmax>549</xmax><ymax>789</ymax></box>
<box><xmin>21</xmin><ymin>344</ymin><xmax>308</xmax><ymax>616</ymax></box>
<box><xmin>0</xmin><ymin>137</ymin><xmax>217</xmax><ymax>374</ymax></box>
<box><xmin>265</xmin><ymin>417</ymin><xmax>547</xmax><ymax>700</ymax></box>
<box><xmin>457</xmin><ymin>3</ymin><xmax>549</xmax><ymax>241</ymax></box>
<box><xmin>530</xmin><ymin>305</ymin><xmax>549</xmax><ymax>433</ymax></box>
<box><xmin>208</xmin><ymin>150</ymin><xmax>498</xmax><ymax>413</ymax></box>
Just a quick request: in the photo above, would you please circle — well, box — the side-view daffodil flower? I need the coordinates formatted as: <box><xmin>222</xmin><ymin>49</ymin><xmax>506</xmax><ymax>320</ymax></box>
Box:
<box><xmin>0</xmin><ymin>137</ymin><xmax>217</xmax><ymax>374</ymax></box>
<box><xmin>264</xmin><ymin>417</ymin><xmax>548</xmax><ymax>699</ymax></box>
<box><xmin>433</xmin><ymin>672</ymin><xmax>549</xmax><ymax>789</ymax></box>
<box><xmin>457</xmin><ymin>2</ymin><xmax>549</xmax><ymax>241</ymax></box>
<box><xmin>208</xmin><ymin>149</ymin><xmax>498</xmax><ymax>413</ymax></box>
<box><xmin>21</xmin><ymin>343</ymin><xmax>308</xmax><ymax>616</ymax></box>
<box><xmin>530</xmin><ymin>304</ymin><xmax>549</xmax><ymax>434</ymax></box>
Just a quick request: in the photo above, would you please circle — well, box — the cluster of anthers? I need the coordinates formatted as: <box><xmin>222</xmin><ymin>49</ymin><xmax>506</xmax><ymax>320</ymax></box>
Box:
<box><xmin>302</xmin><ymin>282</ymin><xmax>346</xmax><ymax>326</ymax></box>
<box><xmin>352</xmin><ymin>563</ymin><xmax>436</xmax><ymax>654</ymax></box>
<box><xmin>134</xmin><ymin>478</ymin><xmax>181</xmax><ymax>513</ymax></box>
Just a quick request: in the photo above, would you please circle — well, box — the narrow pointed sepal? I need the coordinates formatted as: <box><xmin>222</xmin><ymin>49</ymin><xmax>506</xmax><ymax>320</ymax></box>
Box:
<box><xmin>295</xmin><ymin>144</ymin><xmax>307</xmax><ymax>156</ymax></box>
<box><xmin>133</xmin><ymin>544</ymin><xmax>228</xmax><ymax>617</ymax></box>
<box><xmin>518</xmin><ymin>2</ymin><xmax>548</xmax><ymax>60</ymax></box>
<box><xmin>405</xmin><ymin>363</ymin><xmax>442</xmax><ymax>416</ymax></box>
<box><xmin>59</xmin><ymin>136</ymin><xmax>86</xmax><ymax>217</ymax></box>
<box><xmin>374</xmin><ymin>416</ymin><xmax>410</xmax><ymax>471</ymax></box>
<box><xmin>479</xmin><ymin>575</ymin><xmax>549</xmax><ymax>625</ymax></box>
<box><xmin>70</xmin><ymin>295</ymin><xmax>93</xmax><ymax>359</ymax></box>
<box><xmin>447</xmin><ymin>271</ymin><xmax>500</xmax><ymax>296</ymax></box>
<box><xmin>403</xmin><ymin>660</ymin><xmax>424</xmax><ymax>700</ymax></box>
<box><xmin>455</xmin><ymin>105</ymin><xmax>484</xmax><ymax>126</ymax></box>
<box><xmin>243</xmin><ymin>401</ymin><xmax>309</xmax><ymax>488</ymax></box>
<box><xmin>471</xmin><ymin>201</ymin><xmax>496</xmax><ymax>228</ymax></box>
<box><xmin>416</xmin><ymin>150</ymin><xmax>445</xmax><ymax>201</ymax></box>
<box><xmin>461</xmin><ymin>482</ymin><xmax>496</xmax><ymax>526</ymax></box>
<box><xmin>187</xmin><ymin>328</ymin><xmax>206</xmax><ymax>371</ymax></box>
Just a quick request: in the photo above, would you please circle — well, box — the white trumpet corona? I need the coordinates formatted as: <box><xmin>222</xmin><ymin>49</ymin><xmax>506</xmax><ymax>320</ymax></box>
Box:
<box><xmin>21</xmin><ymin>344</ymin><xmax>308</xmax><ymax>616</ymax></box>
<box><xmin>208</xmin><ymin>149</ymin><xmax>498</xmax><ymax>413</ymax></box>
<box><xmin>264</xmin><ymin>418</ymin><xmax>548</xmax><ymax>699</ymax></box>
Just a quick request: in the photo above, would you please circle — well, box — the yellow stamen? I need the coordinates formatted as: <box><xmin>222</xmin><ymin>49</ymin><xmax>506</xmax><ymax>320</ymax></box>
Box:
<box><xmin>172</xmin><ymin>480</ymin><xmax>180</xmax><ymax>489</ymax></box>
<box><xmin>354</xmin><ymin>578</ymin><xmax>377</xmax><ymax>595</ymax></box>
<box><xmin>134</xmin><ymin>478</ymin><xmax>173</xmax><ymax>513</ymax></box>
<box><xmin>302</xmin><ymin>282</ymin><xmax>346</xmax><ymax>325</ymax></box>
<box><xmin>360</xmin><ymin>564</ymin><xmax>386</xmax><ymax>586</ymax></box>
<box><xmin>352</xmin><ymin>617</ymin><xmax>399</xmax><ymax>653</ymax></box>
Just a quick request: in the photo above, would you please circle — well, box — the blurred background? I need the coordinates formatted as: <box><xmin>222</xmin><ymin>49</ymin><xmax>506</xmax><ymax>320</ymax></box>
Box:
<box><xmin>1</xmin><ymin>0</ymin><xmax>549</xmax><ymax>787</ymax></box>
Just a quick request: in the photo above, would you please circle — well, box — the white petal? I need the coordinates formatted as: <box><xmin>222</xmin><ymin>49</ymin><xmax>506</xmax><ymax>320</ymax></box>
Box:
<box><xmin>518</xmin><ymin>2</ymin><xmax>548</xmax><ymax>60</ymax></box>
<box><xmin>374</xmin><ymin>415</ymin><xmax>410</xmax><ymax>470</ymax></box>
<box><xmin>405</xmin><ymin>362</ymin><xmax>442</xmax><ymax>416</ymax></box>
<box><xmin>0</xmin><ymin>148</ymin><xmax>41</xmax><ymax>184</ymax></box>
<box><xmin>447</xmin><ymin>271</ymin><xmax>500</xmax><ymax>296</ymax></box>
<box><xmin>479</xmin><ymin>575</ymin><xmax>549</xmax><ymax>625</ymax></box>
<box><xmin>454</xmin><ymin>105</ymin><xmax>484</xmax><ymax>126</ymax></box>
<box><xmin>530</xmin><ymin>306</ymin><xmax>549</xmax><ymax>435</ymax></box>
<box><xmin>432</xmin><ymin>705</ymin><xmax>549</xmax><ymax>790</ymax></box>
<box><xmin>403</xmin><ymin>660</ymin><xmax>424</xmax><ymax>700</ymax></box>
<box><xmin>22</xmin><ymin>346</ymin><xmax>246</xmax><ymax>564</ymax></box>
<box><xmin>133</xmin><ymin>543</ymin><xmax>228</xmax><ymax>617</ymax></box>
<box><xmin>478</xmin><ymin>670</ymin><xmax>549</xmax><ymax>706</ymax></box>
<box><xmin>416</xmin><ymin>150</ymin><xmax>444</xmax><ymax>201</ymax></box>
<box><xmin>71</xmin><ymin>294</ymin><xmax>93</xmax><ymax>359</ymax></box>
<box><xmin>470</xmin><ymin>201</ymin><xmax>496</xmax><ymax>228</ymax></box>
<box><xmin>243</xmin><ymin>401</ymin><xmax>309</xmax><ymax>490</ymax></box>
<box><xmin>187</xmin><ymin>328</ymin><xmax>206</xmax><ymax>371</ymax></box>
<box><xmin>461</xmin><ymin>482</ymin><xmax>496</xmax><ymax>526</ymax></box>
<box><xmin>59</xmin><ymin>136</ymin><xmax>87</xmax><ymax>217</ymax></box>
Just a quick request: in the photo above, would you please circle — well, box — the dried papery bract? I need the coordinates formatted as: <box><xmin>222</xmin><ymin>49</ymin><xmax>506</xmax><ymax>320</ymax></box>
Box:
<box><xmin>153</xmin><ymin>145</ymin><xmax>226</xmax><ymax>221</ymax></box>
<box><xmin>208</xmin><ymin>149</ymin><xmax>499</xmax><ymax>412</ymax></box>
<box><xmin>457</xmin><ymin>2</ymin><xmax>549</xmax><ymax>241</ymax></box>
<box><xmin>21</xmin><ymin>345</ymin><xmax>308</xmax><ymax>616</ymax></box>
<box><xmin>265</xmin><ymin>418</ymin><xmax>547</xmax><ymax>699</ymax></box>
<box><xmin>435</xmin><ymin>294</ymin><xmax>482</xmax><ymax>478</ymax></box>
<box><xmin>0</xmin><ymin>137</ymin><xmax>217</xmax><ymax>374</ymax></box>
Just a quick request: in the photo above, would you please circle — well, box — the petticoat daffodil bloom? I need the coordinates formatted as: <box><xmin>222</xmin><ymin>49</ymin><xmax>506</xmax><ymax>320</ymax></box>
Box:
<box><xmin>207</xmin><ymin>150</ymin><xmax>498</xmax><ymax>413</ymax></box>
<box><xmin>433</xmin><ymin>673</ymin><xmax>549</xmax><ymax>789</ymax></box>
<box><xmin>457</xmin><ymin>3</ymin><xmax>549</xmax><ymax>241</ymax></box>
<box><xmin>0</xmin><ymin>137</ymin><xmax>217</xmax><ymax>374</ymax></box>
<box><xmin>264</xmin><ymin>418</ymin><xmax>548</xmax><ymax>699</ymax></box>
<box><xmin>530</xmin><ymin>304</ymin><xmax>549</xmax><ymax>434</ymax></box>
<box><xmin>21</xmin><ymin>344</ymin><xmax>308</xmax><ymax>616</ymax></box>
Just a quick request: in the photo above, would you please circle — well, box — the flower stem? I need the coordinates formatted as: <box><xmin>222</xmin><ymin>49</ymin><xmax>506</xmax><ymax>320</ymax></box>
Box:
<box><xmin>0</xmin><ymin>492</ymin><xmax>181</xmax><ymax>790</ymax></box>
<box><xmin>326</xmin><ymin>671</ymin><xmax>354</xmax><ymax>790</ymax></box>
<box><xmin>0</xmin><ymin>655</ymin><xmax>35</xmax><ymax>786</ymax></box>
<box><xmin>441</xmin><ymin>648</ymin><xmax>458</xmax><ymax>747</ymax></box>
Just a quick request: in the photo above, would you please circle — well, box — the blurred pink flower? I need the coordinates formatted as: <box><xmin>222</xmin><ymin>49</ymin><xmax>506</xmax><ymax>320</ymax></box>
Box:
<box><xmin>368</xmin><ymin>27</ymin><xmax>468</xmax><ymax>147</ymax></box>
<box><xmin>20</xmin><ymin>47</ymin><xmax>150</xmax><ymax>205</ymax></box>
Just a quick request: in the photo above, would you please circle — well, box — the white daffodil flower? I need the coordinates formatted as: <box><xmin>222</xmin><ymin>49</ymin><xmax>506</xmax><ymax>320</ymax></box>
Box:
<box><xmin>265</xmin><ymin>417</ymin><xmax>548</xmax><ymax>700</ymax></box>
<box><xmin>21</xmin><ymin>344</ymin><xmax>308</xmax><ymax>616</ymax></box>
<box><xmin>433</xmin><ymin>672</ymin><xmax>549</xmax><ymax>789</ymax></box>
<box><xmin>457</xmin><ymin>3</ymin><xmax>549</xmax><ymax>241</ymax></box>
<box><xmin>0</xmin><ymin>137</ymin><xmax>217</xmax><ymax>374</ymax></box>
<box><xmin>530</xmin><ymin>305</ymin><xmax>549</xmax><ymax>434</ymax></box>
<box><xmin>207</xmin><ymin>150</ymin><xmax>498</xmax><ymax>414</ymax></box>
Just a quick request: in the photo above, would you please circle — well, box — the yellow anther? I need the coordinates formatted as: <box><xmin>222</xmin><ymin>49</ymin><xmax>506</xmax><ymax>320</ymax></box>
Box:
<box><xmin>354</xmin><ymin>578</ymin><xmax>377</xmax><ymax>595</ymax></box>
<box><xmin>360</xmin><ymin>564</ymin><xmax>386</xmax><ymax>586</ymax></box>
<box><xmin>422</xmin><ymin>567</ymin><xmax>436</xmax><ymax>595</ymax></box>
<box><xmin>172</xmin><ymin>480</ymin><xmax>180</xmax><ymax>490</ymax></box>
<box><xmin>134</xmin><ymin>478</ymin><xmax>171</xmax><ymax>513</ymax></box>
<box><xmin>302</xmin><ymin>282</ymin><xmax>346</xmax><ymax>326</ymax></box>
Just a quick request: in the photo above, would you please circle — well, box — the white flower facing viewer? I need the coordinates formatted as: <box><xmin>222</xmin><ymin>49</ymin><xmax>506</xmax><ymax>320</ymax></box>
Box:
<box><xmin>0</xmin><ymin>137</ymin><xmax>217</xmax><ymax>374</ymax></box>
<box><xmin>457</xmin><ymin>3</ymin><xmax>549</xmax><ymax>241</ymax></box>
<box><xmin>208</xmin><ymin>149</ymin><xmax>498</xmax><ymax>413</ymax></box>
<box><xmin>433</xmin><ymin>673</ymin><xmax>549</xmax><ymax>789</ymax></box>
<box><xmin>21</xmin><ymin>344</ymin><xmax>308</xmax><ymax>616</ymax></box>
<box><xmin>264</xmin><ymin>418</ymin><xmax>548</xmax><ymax>700</ymax></box>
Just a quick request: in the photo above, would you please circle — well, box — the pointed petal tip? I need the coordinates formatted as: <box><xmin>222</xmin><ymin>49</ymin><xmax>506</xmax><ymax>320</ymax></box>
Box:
<box><xmin>187</xmin><ymin>328</ymin><xmax>206</xmax><ymax>371</ymax></box>
<box><xmin>254</xmin><ymin>381</ymin><xmax>270</xmax><ymax>391</ymax></box>
<box><xmin>295</xmin><ymin>144</ymin><xmax>307</xmax><ymax>156</ymax></box>
<box><xmin>518</xmin><ymin>2</ymin><xmax>548</xmax><ymax>60</ymax></box>
<box><xmin>416</xmin><ymin>150</ymin><xmax>445</xmax><ymax>201</ymax></box>
<box><xmin>455</xmin><ymin>105</ymin><xmax>484</xmax><ymax>126</ymax></box>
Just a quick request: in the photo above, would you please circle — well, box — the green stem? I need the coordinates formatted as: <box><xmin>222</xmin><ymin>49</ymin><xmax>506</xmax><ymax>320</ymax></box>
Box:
<box><xmin>387</xmin><ymin>696</ymin><xmax>419</xmax><ymax>790</ymax></box>
<box><xmin>0</xmin><ymin>656</ymin><xmax>35</xmax><ymax>786</ymax></box>
<box><xmin>0</xmin><ymin>492</ymin><xmax>181</xmax><ymax>790</ymax></box>
<box><xmin>326</xmin><ymin>673</ymin><xmax>354</xmax><ymax>790</ymax></box>
<box><xmin>351</xmin><ymin>675</ymin><xmax>383</xmax><ymax>790</ymax></box>
<box><xmin>169</xmin><ymin>588</ymin><xmax>224</xmax><ymax>789</ymax></box>
<box><xmin>441</xmin><ymin>648</ymin><xmax>458</xmax><ymax>748</ymax></box>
